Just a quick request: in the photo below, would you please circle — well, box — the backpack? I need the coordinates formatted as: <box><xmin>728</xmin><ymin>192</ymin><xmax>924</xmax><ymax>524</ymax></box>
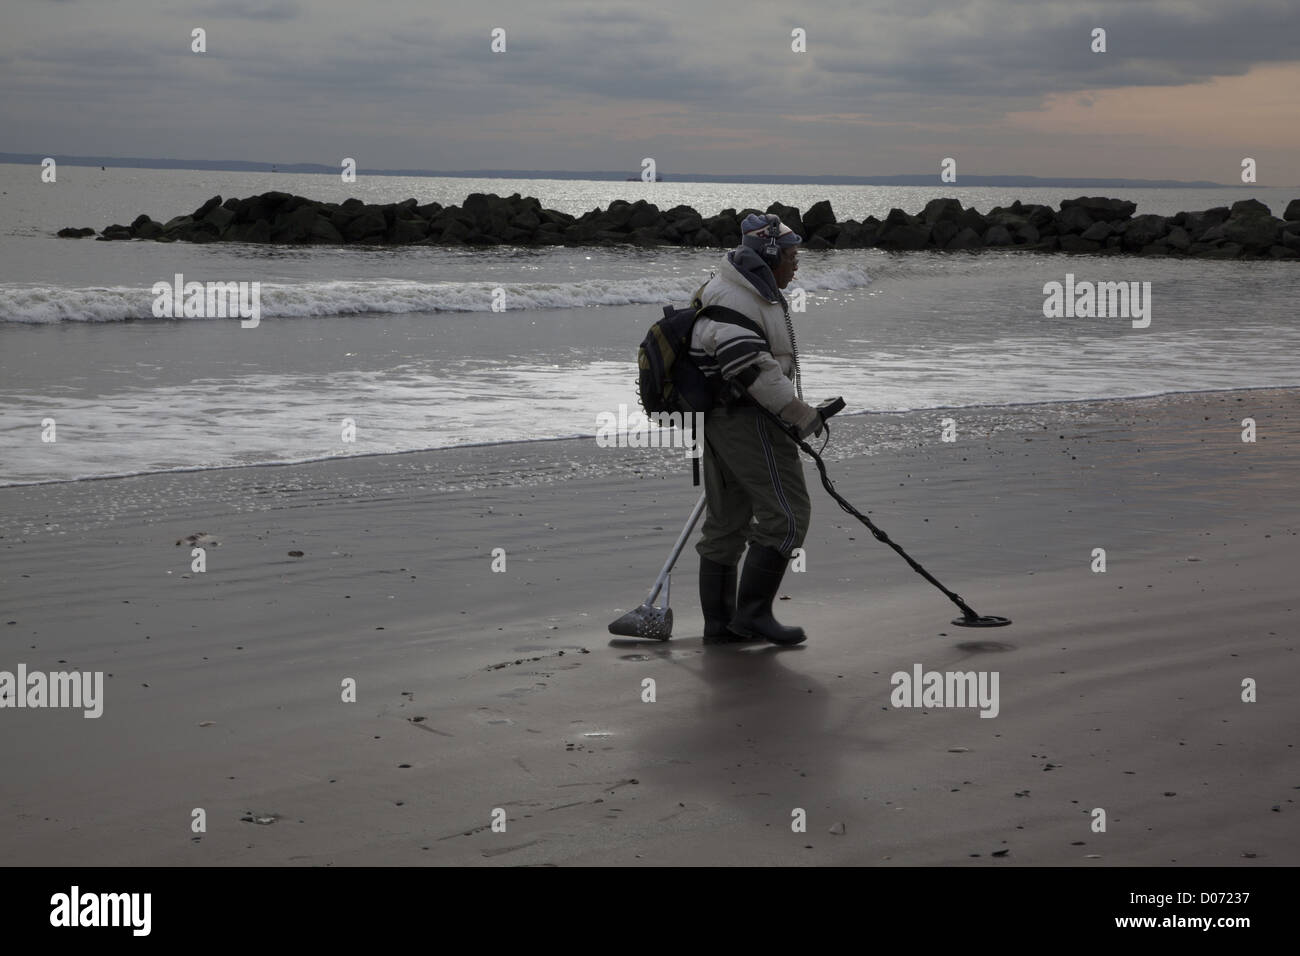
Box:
<box><xmin>637</xmin><ymin>301</ymin><xmax>767</xmax><ymax>416</ymax></box>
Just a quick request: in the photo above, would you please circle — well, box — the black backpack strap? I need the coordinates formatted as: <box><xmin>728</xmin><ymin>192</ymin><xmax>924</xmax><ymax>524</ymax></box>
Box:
<box><xmin>690</xmin><ymin>303</ymin><xmax>769</xmax><ymax>411</ymax></box>
<box><xmin>693</xmin><ymin>303</ymin><xmax>768</xmax><ymax>343</ymax></box>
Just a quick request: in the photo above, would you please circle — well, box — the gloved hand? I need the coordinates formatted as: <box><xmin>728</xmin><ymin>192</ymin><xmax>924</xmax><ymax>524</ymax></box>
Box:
<box><xmin>779</xmin><ymin>397</ymin><xmax>824</xmax><ymax>439</ymax></box>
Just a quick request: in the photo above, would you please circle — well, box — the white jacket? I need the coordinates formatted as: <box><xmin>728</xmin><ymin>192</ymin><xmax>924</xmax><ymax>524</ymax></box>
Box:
<box><xmin>689</xmin><ymin>247</ymin><xmax>801</xmax><ymax>414</ymax></box>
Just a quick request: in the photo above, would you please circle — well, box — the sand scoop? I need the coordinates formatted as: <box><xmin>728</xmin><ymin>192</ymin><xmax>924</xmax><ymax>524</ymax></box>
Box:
<box><xmin>608</xmin><ymin>492</ymin><xmax>708</xmax><ymax>640</ymax></box>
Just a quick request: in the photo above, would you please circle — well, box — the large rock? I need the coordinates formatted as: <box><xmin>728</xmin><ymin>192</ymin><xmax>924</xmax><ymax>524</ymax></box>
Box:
<box><xmin>269</xmin><ymin>205</ymin><xmax>320</xmax><ymax>243</ymax></box>
<box><xmin>498</xmin><ymin>226</ymin><xmax>535</xmax><ymax>244</ymax></box>
<box><xmin>1080</xmin><ymin>221</ymin><xmax>1113</xmax><ymax>242</ymax></box>
<box><xmin>600</xmin><ymin>200</ymin><xmax>636</xmax><ymax>230</ymax></box>
<box><xmin>244</xmin><ymin>219</ymin><xmax>272</xmax><ymax>243</ymax></box>
<box><xmin>876</xmin><ymin>221</ymin><xmax>930</xmax><ymax>250</ymax></box>
<box><xmin>1221</xmin><ymin>211</ymin><xmax>1282</xmax><ymax>251</ymax></box>
<box><xmin>191</xmin><ymin>195</ymin><xmax>223</xmax><ymax>220</ymax></box>
<box><xmin>186</xmin><ymin>220</ymin><xmax>221</xmax><ymax>243</ymax></box>
<box><xmin>983</xmin><ymin>224</ymin><xmax>1013</xmax><ymax>246</ymax></box>
<box><xmin>430</xmin><ymin>206</ymin><xmax>473</xmax><ymax>234</ymax></box>
<box><xmin>390</xmin><ymin>218</ymin><xmax>429</xmax><ymax>243</ymax></box>
<box><xmin>342</xmin><ymin>211</ymin><xmax>387</xmax><ymax>242</ymax></box>
<box><xmin>930</xmin><ymin>220</ymin><xmax>959</xmax><ymax>247</ymax></box>
<box><xmin>802</xmin><ymin>200</ymin><xmax>836</xmax><ymax>235</ymax></box>
<box><xmin>922</xmin><ymin>198</ymin><xmax>963</xmax><ymax>225</ymax></box>
<box><xmin>1285</xmin><ymin>199</ymin><xmax>1300</xmax><ymax>222</ymax></box>
<box><xmin>1060</xmin><ymin>196</ymin><xmax>1136</xmax><ymax>221</ymax></box>
<box><xmin>462</xmin><ymin>192</ymin><xmax>513</xmax><ymax>229</ymax></box>
<box><xmin>833</xmin><ymin>220</ymin><xmax>869</xmax><ymax>247</ymax></box>
<box><xmin>1057</xmin><ymin>206</ymin><xmax>1093</xmax><ymax>234</ymax></box>
<box><xmin>237</xmin><ymin>192</ymin><xmax>293</xmax><ymax>224</ymax></box>
<box><xmin>702</xmin><ymin>213</ymin><xmax>738</xmax><ymax>242</ymax></box>
<box><xmin>436</xmin><ymin>218</ymin><xmax>470</xmax><ymax>243</ymax></box>
<box><xmin>1121</xmin><ymin>214</ymin><xmax>1170</xmax><ymax>251</ymax></box>
<box><xmin>540</xmin><ymin>208</ymin><xmax>575</xmax><ymax>227</ymax></box>
<box><xmin>310</xmin><ymin>216</ymin><xmax>344</xmax><ymax>243</ymax></box>
<box><xmin>669</xmin><ymin>209</ymin><xmax>703</xmax><ymax>234</ymax></box>
<box><xmin>945</xmin><ymin>227</ymin><xmax>982</xmax><ymax>250</ymax></box>
<box><xmin>985</xmin><ymin>207</ymin><xmax>1029</xmax><ymax>231</ymax></box>
<box><xmin>224</xmin><ymin>219</ymin><xmax>271</xmax><ymax>243</ymax></box>
<box><xmin>956</xmin><ymin>207</ymin><xmax>988</xmax><ymax>235</ymax></box>
<box><xmin>133</xmin><ymin>220</ymin><xmax>164</xmax><ymax>240</ymax></box>
<box><xmin>812</xmin><ymin>222</ymin><xmax>841</xmax><ymax>244</ymax></box>
<box><xmin>1184</xmin><ymin>207</ymin><xmax>1229</xmax><ymax>239</ymax></box>
<box><xmin>1165</xmin><ymin>226</ymin><xmax>1191</xmax><ymax>251</ymax></box>
<box><xmin>627</xmin><ymin>226</ymin><xmax>663</xmax><ymax>247</ymax></box>
<box><xmin>57</xmin><ymin>226</ymin><xmax>96</xmax><ymax>238</ymax></box>
<box><xmin>625</xmin><ymin>201</ymin><xmax>661</xmax><ymax>231</ymax></box>
<box><xmin>511</xmin><ymin>210</ymin><xmax>542</xmax><ymax>232</ymax></box>
<box><xmin>1230</xmin><ymin>198</ymin><xmax>1271</xmax><ymax>218</ymax></box>
<box><xmin>1023</xmin><ymin>204</ymin><xmax>1057</xmax><ymax>228</ymax></box>
<box><xmin>205</xmin><ymin>205</ymin><xmax>235</xmax><ymax>231</ymax></box>
<box><xmin>765</xmin><ymin>203</ymin><xmax>804</xmax><ymax>237</ymax></box>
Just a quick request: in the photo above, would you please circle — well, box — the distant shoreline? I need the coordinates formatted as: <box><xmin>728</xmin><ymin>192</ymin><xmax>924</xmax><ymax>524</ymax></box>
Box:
<box><xmin>0</xmin><ymin>154</ymin><xmax>1244</xmax><ymax>189</ymax></box>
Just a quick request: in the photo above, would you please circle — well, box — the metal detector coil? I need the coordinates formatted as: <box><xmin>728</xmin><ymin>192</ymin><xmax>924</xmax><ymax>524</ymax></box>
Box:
<box><xmin>953</xmin><ymin>614</ymin><xmax>1012</xmax><ymax>628</ymax></box>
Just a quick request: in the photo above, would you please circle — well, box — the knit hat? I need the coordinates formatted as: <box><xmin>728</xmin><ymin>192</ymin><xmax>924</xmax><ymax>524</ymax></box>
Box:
<box><xmin>740</xmin><ymin>213</ymin><xmax>801</xmax><ymax>260</ymax></box>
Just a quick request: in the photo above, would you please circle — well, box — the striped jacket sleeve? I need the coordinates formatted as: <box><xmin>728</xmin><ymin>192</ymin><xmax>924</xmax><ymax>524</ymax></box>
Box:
<box><xmin>691</xmin><ymin>315</ymin><xmax>797</xmax><ymax>414</ymax></box>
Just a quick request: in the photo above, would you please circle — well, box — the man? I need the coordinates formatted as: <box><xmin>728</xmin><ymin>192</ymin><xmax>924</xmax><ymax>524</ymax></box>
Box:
<box><xmin>691</xmin><ymin>213</ymin><xmax>830</xmax><ymax>646</ymax></box>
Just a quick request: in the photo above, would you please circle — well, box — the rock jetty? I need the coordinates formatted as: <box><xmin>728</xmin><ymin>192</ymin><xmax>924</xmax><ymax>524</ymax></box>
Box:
<box><xmin>59</xmin><ymin>192</ymin><xmax>1300</xmax><ymax>259</ymax></box>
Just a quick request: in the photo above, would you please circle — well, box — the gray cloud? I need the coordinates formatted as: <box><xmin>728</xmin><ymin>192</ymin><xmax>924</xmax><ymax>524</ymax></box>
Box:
<box><xmin>0</xmin><ymin>0</ymin><xmax>1296</xmax><ymax>178</ymax></box>
<box><xmin>193</xmin><ymin>0</ymin><xmax>301</xmax><ymax>21</ymax></box>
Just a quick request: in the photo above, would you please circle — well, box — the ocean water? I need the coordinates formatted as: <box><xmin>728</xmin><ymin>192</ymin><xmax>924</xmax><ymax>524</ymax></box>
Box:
<box><xmin>1</xmin><ymin>164</ymin><xmax>1298</xmax><ymax>486</ymax></box>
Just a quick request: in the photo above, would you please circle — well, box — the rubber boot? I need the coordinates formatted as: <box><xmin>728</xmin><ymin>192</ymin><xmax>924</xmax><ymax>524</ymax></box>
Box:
<box><xmin>699</xmin><ymin>557</ymin><xmax>752</xmax><ymax>644</ymax></box>
<box><xmin>728</xmin><ymin>544</ymin><xmax>806</xmax><ymax>646</ymax></box>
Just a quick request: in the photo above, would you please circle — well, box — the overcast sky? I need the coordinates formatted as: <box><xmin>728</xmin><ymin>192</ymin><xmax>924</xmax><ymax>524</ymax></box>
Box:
<box><xmin>3</xmin><ymin>0</ymin><xmax>1297</xmax><ymax>183</ymax></box>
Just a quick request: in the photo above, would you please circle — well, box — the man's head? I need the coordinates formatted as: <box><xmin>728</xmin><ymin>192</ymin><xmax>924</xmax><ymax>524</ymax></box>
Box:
<box><xmin>740</xmin><ymin>213</ymin><xmax>801</xmax><ymax>289</ymax></box>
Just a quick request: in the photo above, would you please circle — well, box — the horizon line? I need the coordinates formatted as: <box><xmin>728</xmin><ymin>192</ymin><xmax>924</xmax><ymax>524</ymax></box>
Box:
<box><xmin>1</xmin><ymin>152</ymin><xmax>1277</xmax><ymax>189</ymax></box>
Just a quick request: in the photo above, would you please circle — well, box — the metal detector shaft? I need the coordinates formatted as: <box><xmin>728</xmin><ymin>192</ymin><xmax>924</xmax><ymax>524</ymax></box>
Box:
<box><xmin>644</xmin><ymin>491</ymin><xmax>708</xmax><ymax>605</ymax></box>
<box><xmin>751</xmin><ymin>401</ymin><xmax>994</xmax><ymax>624</ymax></box>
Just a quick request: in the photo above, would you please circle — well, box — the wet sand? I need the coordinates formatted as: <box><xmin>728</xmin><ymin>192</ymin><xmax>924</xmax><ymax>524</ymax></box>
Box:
<box><xmin>1</xmin><ymin>388</ymin><xmax>1297</xmax><ymax>865</ymax></box>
